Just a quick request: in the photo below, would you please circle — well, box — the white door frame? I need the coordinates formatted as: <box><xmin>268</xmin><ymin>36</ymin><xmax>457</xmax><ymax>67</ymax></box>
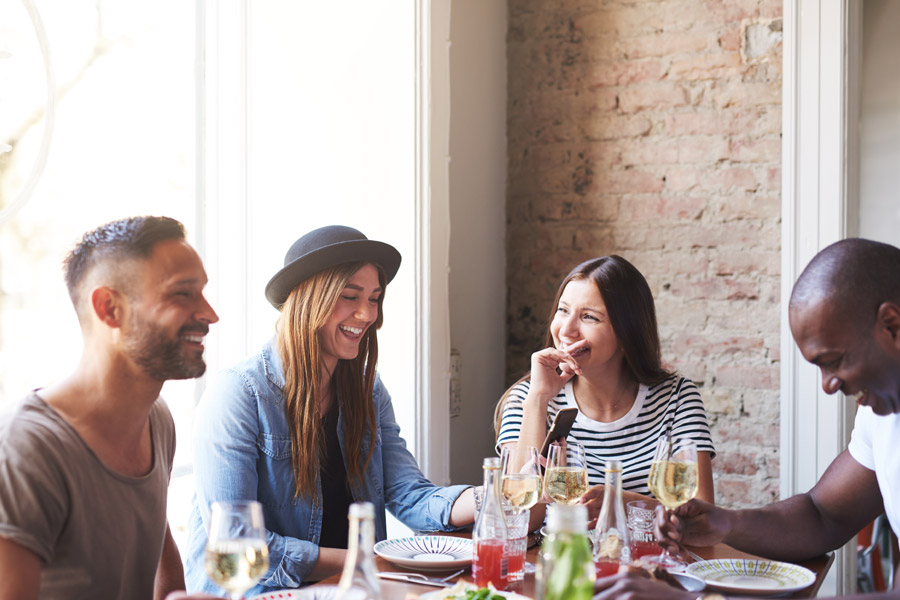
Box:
<box><xmin>414</xmin><ymin>0</ymin><xmax>452</xmax><ymax>485</ymax></box>
<box><xmin>781</xmin><ymin>0</ymin><xmax>859</xmax><ymax>593</ymax></box>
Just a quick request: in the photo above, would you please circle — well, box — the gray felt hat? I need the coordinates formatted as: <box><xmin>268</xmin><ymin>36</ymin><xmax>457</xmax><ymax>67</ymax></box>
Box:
<box><xmin>265</xmin><ymin>225</ymin><xmax>401</xmax><ymax>309</ymax></box>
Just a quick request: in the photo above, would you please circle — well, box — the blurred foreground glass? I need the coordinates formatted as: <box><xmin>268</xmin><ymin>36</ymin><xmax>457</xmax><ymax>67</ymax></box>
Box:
<box><xmin>205</xmin><ymin>501</ymin><xmax>269</xmax><ymax>599</ymax></box>
<box><xmin>536</xmin><ymin>503</ymin><xmax>595</xmax><ymax>600</ymax></box>
<box><xmin>645</xmin><ymin>438</ymin><xmax>698</xmax><ymax>568</ymax></box>
<box><xmin>336</xmin><ymin>502</ymin><xmax>382</xmax><ymax>599</ymax></box>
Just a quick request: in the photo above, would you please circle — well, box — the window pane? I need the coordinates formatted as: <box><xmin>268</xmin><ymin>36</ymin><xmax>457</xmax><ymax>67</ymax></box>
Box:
<box><xmin>0</xmin><ymin>0</ymin><xmax>196</xmax><ymax>539</ymax></box>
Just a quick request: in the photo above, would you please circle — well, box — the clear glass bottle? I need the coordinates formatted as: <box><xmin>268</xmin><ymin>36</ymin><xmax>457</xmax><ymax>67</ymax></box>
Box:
<box><xmin>537</xmin><ymin>503</ymin><xmax>595</xmax><ymax>600</ymax></box>
<box><xmin>593</xmin><ymin>459</ymin><xmax>630</xmax><ymax>576</ymax></box>
<box><xmin>472</xmin><ymin>457</ymin><xmax>509</xmax><ymax>590</ymax></box>
<box><xmin>336</xmin><ymin>502</ymin><xmax>382</xmax><ymax>600</ymax></box>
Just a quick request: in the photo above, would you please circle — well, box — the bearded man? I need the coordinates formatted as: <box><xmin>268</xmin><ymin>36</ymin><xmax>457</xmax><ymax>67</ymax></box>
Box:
<box><xmin>0</xmin><ymin>216</ymin><xmax>220</xmax><ymax>600</ymax></box>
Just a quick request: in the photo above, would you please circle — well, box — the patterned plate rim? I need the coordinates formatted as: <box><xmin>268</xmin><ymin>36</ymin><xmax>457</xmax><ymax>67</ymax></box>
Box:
<box><xmin>374</xmin><ymin>535</ymin><xmax>473</xmax><ymax>560</ymax></box>
<box><xmin>685</xmin><ymin>559</ymin><xmax>815</xmax><ymax>594</ymax></box>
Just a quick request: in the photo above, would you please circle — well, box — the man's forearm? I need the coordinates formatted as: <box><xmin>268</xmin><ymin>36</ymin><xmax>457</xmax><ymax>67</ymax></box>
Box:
<box><xmin>726</xmin><ymin>494</ymin><xmax>868</xmax><ymax>561</ymax></box>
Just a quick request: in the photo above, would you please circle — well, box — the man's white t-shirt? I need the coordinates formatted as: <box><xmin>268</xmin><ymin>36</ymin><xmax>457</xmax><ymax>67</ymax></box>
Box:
<box><xmin>847</xmin><ymin>406</ymin><xmax>900</xmax><ymax>535</ymax></box>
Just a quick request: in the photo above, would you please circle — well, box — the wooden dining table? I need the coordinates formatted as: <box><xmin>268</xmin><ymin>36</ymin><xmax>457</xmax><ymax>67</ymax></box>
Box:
<box><xmin>317</xmin><ymin>532</ymin><xmax>835</xmax><ymax>599</ymax></box>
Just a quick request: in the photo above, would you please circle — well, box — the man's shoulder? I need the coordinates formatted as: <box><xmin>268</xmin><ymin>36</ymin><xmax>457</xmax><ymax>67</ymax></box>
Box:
<box><xmin>0</xmin><ymin>394</ymin><xmax>76</xmax><ymax>475</ymax></box>
<box><xmin>0</xmin><ymin>393</ymin><xmax>63</xmax><ymax>444</ymax></box>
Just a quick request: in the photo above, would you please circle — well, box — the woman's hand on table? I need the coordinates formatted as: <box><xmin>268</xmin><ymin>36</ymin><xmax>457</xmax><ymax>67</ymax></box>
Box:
<box><xmin>164</xmin><ymin>592</ymin><xmax>224</xmax><ymax>600</ymax></box>
<box><xmin>655</xmin><ymin>498</ymin><xmax>732</xmax><ymax>559</ymax></box>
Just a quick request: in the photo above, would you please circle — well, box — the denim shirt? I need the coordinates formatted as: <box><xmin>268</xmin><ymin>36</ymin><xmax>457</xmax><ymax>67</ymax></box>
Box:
<box><xmin>185</xmin><ymin>340</ymin><xmax>469</xmax><ymax>595</ymax></box>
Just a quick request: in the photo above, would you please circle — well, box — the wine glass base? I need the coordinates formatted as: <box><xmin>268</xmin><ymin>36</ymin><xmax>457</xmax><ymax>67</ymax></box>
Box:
<box><xmin>640</xmin><ymin>552</ymin><xmax>687</xmax><ymax>572</ymax></box>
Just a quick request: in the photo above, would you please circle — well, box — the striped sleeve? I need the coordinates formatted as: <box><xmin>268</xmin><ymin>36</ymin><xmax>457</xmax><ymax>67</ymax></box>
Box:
<box><xmin>495</xmin><ymin>382</ymin><xmax>528</xmax><ymax>451</ymax></box>
<box><xmin>668</xmin><ymin>377</ymin><xmax>716</xmax><ymax>458</ymax></box>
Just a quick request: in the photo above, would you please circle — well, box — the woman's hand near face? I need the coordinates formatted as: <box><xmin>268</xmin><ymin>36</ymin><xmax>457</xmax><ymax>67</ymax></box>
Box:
<box><xmin>526</xmin><ymin>340</ymin><xmax>586</xmax><ymax>404</ymax></box>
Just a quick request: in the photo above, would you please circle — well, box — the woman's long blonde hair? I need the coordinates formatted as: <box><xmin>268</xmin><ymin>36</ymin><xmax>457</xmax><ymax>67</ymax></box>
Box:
<box><xmin>277</xmin><ymin>261</ymin><xmax>383</xmax><ymax>499</ymax></box>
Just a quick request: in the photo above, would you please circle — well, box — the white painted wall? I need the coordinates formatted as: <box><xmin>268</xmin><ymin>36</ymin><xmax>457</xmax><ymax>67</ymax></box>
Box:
<box><xmin>859</xmin><ymin>0</ymin><xmax>900</xmax><ymax>246</ymax></box>
<box><xmin>448</xmin><ymin>1</ymin><xmax>508</xmax><ymax>485</ymax></box>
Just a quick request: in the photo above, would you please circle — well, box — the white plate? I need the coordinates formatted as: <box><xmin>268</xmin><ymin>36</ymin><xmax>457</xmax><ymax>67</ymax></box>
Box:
<box><xmin>373</xmin><ymin>535</ymin><xmax>473</xmax><ymax>572</ymax></box>
<box><xmin>685</xmin><ymin>559</ymin><xmax>816</xmax><ymax>595</ymax></box>
<box><xmin>247</xmin><ymin>586</ymin><xmax>337</xmax><ymax>600</ymax></box>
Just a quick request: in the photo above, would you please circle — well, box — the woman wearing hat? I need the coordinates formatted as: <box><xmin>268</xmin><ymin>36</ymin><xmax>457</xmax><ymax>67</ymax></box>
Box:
<box><xmin>184</xmin><ymin>226</ymin><xmax>475</xmax><ymax>595</ymax></box>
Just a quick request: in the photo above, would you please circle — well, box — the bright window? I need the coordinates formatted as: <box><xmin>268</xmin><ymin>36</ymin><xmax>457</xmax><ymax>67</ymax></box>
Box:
<box><xmin>2</xmin><ymin>0</ymin><xmax>420</xmax><ymax>552</ymax></box>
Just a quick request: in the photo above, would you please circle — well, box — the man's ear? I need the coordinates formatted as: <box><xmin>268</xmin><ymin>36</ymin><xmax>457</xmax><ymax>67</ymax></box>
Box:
<box><xmin>90</xmin><ymin>286</ymin><xmax>124</xmax><ymax>327</ymax></box>
<box><xmin>875</xmin><ymin>302</ymin><xmax>900</xmax><ymax>345</ymax></box>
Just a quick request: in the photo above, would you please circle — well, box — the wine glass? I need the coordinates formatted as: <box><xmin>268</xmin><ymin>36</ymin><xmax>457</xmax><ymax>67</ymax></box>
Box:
<box><xmin>543</xmin><ymin>442</ymin><xmax>589</xmax><ymax>505</ymax></box>
<box><xmin>205</xmin><ymin>500</ymin><xmax>270</xmax><ymax>599</ymax></box>
<box><xmin>501</xmin><ymin>445</ymin><xmax>542</xmax><ymax>513</ymax></box>
<box><xmin>501</xmin><ymin>445</ymin><xmax>542</xmax><ymax>581</ymax></box>
<box><xmin>645</xmin><ymin>438</ymin><xmax>698</xmax><ymax>568</ymax></box>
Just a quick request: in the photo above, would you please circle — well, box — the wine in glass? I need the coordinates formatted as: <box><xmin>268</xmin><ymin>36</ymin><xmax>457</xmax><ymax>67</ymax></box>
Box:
<box><xmin>543</xmin><ymin>442</ymin><xmax>589</xmax><ymax>505</ymax></box>
<box><xmin>501</xmin><ymin>445</ymin><xmax>542</xmax><ymax>581</ymax></box>
<box><xmin>205</xmin><ymin>500</ymin><xmax>269</xmax><ymax>600</ymax></box>
<box><xmin>501</xmin><ymin>445</ymin><xmax>542</xmax><ymax>513</ymax></box>
<box><xmin>646</xmin><ymin>438</ymin><xmax>698</xmax><ymax>568</ymax></box>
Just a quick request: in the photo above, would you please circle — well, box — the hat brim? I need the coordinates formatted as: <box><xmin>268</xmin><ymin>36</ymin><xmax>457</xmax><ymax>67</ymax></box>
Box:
<box><xmin>265</xmin><ymin>239</ymin><xmax>401</xmax><ymax>308</ymax></box>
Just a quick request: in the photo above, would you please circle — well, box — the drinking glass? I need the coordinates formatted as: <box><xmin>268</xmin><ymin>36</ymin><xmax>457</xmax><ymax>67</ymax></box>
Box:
<box><xmin>645</xmin><ymin>438</ymin><xmax>698</xmax><ymax>568</ymax></box>
<box><xmin>627</xmin><ymin>500</ymin><xmax>664</xmax><ymax>560</ymax></box>
<box><xmin>205</xmin><ymin>500</ymin><xmax>270</xmax><ymax>600</ymax></box>
<box><xmin>543</xmin><ymin>442</ymin><xmax>589</xmax><ymax>505</ymax></box>
<box><xmin>501</xmin><ymin>445</ymin><xmax>542</xmax><ymax>581</ymax></box>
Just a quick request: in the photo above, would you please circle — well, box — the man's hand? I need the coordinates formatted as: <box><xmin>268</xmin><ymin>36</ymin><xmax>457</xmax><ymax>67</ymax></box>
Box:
<box><xmin>655</xmin><ymin>498</ymin><xmax>732</xmax><ymax>559</ymax></box>
<box><xmin>592</xmin><ymin>568</ymin><xmax>696</xmax><ymax>600</ymax></box>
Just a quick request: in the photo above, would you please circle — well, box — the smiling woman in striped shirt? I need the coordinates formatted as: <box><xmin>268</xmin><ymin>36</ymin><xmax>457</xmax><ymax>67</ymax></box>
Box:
<box><xmin>495</xmin><ymin>255</ymin><xmax>715</xmax><ymax>517</ymax></box>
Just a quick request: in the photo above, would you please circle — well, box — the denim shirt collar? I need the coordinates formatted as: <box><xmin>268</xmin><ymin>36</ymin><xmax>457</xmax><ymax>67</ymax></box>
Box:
<box><xmin>261</xmin><ymin>337</ymin><xmax>286</xmax><ymax>392</ymax></box>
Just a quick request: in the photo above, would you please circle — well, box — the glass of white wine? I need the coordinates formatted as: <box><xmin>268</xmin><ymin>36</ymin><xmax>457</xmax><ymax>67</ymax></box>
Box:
<box><xmin>543</xmin><ymin>442</ymin><xmax>589</xmax><ymax>505</ymax></box>
<box><xmin>646</xmin><ymin>438</ymin><xmax>699</xmax><ymax>568</ymax></box>
<box><xmin>501</xmin><ymin>445</ymin><xmax>542</xmax><ymax>513</ymax></box>
<box><xmin>205</xmin><ymin>500</ymin><xmax>270</xmax><ymax>600</ymax></box>
<box><xmin>500</xmin><ymin>445</ymin><xmax>542</xmax><ymax>581</ymax></box>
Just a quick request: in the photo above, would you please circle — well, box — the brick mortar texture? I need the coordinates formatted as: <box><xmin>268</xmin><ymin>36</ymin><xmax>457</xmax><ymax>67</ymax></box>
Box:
<box><xmin>506</xmin><ymin>0</ymin><xmax>783</xmax><ymax>508</ymax></box>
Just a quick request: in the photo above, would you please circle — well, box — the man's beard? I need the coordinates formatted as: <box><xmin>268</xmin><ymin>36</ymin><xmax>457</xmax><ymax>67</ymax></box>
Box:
<box><xmin>124</xmin><ymin>317</ymin><xmax>208</xmax><ymax>381</ymax></box>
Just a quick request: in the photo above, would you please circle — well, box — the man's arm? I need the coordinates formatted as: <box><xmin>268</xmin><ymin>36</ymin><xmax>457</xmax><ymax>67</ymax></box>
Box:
<box><xmin>0</xmin><ymin>537</ymin><xmax>41</xmax><ymax>600</ymax></box>
<box><xmin>154</xmin><ymin>523</ymin><xmax>185</xmax><ymax>600</ymax></box>
<box><xmin>726</xmin><ymin>450</ymin><xmax>883</xmax><ymax>559</ymax></box>
<box><xmin>661</xmin><ymin>450</ymin><xmax>884</xmax><ymax>561</ymax></box>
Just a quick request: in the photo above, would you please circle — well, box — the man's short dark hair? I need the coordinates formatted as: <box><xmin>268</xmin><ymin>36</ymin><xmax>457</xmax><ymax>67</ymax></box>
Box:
<box><xmin>63</xmin><ymin>216</ymin><xmax>186</xmax><ymax>320</ymax></box>
<box><xmin>790</xmin><ymin>238</ymin><xmax>900</xmax><ymax>331</ymax></box>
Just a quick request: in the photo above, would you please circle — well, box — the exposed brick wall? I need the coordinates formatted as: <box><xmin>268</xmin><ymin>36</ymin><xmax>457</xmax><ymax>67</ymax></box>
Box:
<box><xmin>506</xmin><ymin>0</ymin><xmax>783</xmax><ymax>508</ymax></box>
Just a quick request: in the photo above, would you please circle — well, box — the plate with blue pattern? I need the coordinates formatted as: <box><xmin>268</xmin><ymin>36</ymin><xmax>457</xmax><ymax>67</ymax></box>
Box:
<box><xmin>374</xmin><ymin>535</ymin><xmax>473</xmax><ymax>572</ymax></box>
<box><xmin>685</xmin><ymin>559</ymin><xmax>815</xmax><ymax>595</ymax></box>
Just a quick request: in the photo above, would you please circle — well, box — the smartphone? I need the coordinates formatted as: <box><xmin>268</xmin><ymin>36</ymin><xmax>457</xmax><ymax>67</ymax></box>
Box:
<box><xmin>539</xmin><ymin>407</ymin><xmax>578</xmax><ymax>457</ymax></box>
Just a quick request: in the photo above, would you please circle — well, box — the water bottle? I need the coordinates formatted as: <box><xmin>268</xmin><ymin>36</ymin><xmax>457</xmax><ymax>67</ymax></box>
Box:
<box><xmin>472</xmin><ymin>457</ymin><xmax>509</xmax><ymax>590</ymax></box>
<box><xmin>336</xmin><ymin>502</ymin><xmax>382</xmax><ymax>599</ymax></box>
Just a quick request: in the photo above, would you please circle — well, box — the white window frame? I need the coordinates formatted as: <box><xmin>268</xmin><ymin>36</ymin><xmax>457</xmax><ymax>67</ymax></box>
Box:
<box><xmin>781</xmin><ymin>0</ymin><xmax>860</xmax><ymax>593</ymax></box>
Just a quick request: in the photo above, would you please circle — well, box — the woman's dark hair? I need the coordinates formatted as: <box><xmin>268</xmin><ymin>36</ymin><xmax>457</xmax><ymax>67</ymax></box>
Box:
<box><xmin>494</xmin><ymin>255</ymin><xmax>671</xmax><ymax>436</ymax></box>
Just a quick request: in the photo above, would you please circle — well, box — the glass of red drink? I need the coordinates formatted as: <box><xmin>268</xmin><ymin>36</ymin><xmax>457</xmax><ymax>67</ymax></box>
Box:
<box><xmin>473</xmin><ymin>538</ymin><xmax>508</xmax><ymax>589</ymax></box>
<box><xmin>626</xmin><ymin>500</ymin><xmax>664</xmax><ymax>560</ymax></box>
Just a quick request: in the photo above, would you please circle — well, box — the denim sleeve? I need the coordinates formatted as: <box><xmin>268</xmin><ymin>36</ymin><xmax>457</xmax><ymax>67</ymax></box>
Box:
<box><xmin>375</xmin><ymin>378</ymin><xmax>470</xmax><ymax>531</ymax></box>
<box><xmin>192</xmin><ymin>369</ymin><xmax>319</xmax><ymax>588</ymax></box>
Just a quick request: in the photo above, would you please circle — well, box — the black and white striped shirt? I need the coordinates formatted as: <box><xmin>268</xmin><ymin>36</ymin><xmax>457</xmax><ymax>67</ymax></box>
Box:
<box><xmin>496</xmin><ymin>374</ymin><xmax>716</xmax><ymax>495</ymax></box>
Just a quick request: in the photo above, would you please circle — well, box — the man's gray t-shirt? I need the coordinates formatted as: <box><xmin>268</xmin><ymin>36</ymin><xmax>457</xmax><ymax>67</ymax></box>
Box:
<box><xmin>0</xmin><ymin>392</ymin><xmax>175</xmax><ymax>600</ymax></box>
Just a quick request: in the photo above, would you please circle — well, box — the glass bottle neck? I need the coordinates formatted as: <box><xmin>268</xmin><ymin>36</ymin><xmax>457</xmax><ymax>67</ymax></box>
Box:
<box><xmin>337</xmin><ymin>514</ymin><xmax>380</xmax><ymax>599</ymax></box>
